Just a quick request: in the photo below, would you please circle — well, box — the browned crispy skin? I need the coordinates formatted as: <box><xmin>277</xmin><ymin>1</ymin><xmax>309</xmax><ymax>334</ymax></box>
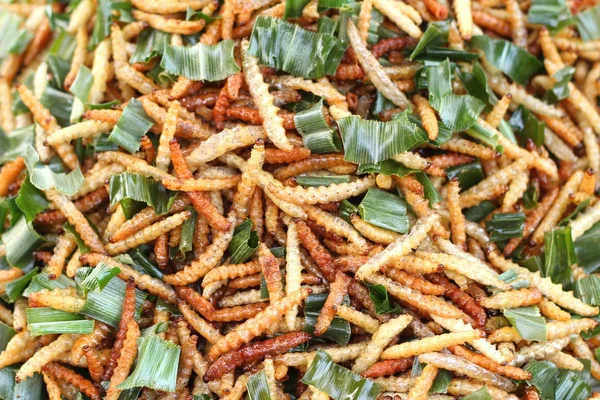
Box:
<box><xmin>333</xmin><ymin>64</ymin><xmax>365</xmax><ymax>80</ymax></box>
<box><xmin>427</xmin><ymin>273</ymin><xmax>487</xmax><ymax>328</ymax></box>
<box><xmin>203</xmin><ymin>332</ymin><xmax>311</xmax><ymax>381</ymax></box>
<box><xmin>211</xmin><ymin>303</ymin><xmax>269</xmax><ymax>322</ymax></box>
<box><xmin>213</xmin><ymin>72</ymin><xmax>244</xmax><ymax>129</ymax></box>
<box><xmin>314</xmin><ymin>271</ymin><xmax>352</xmax><ymax>336</ymax></box>
<box><xmin>384</xmin><ymin>268</ymin><xmax>446</xmax><ymax>296</ymax></box>
<box><xmin>35</xmin><ymin>187</ymin><xmax>109</xmax><ymax>226</ymax></box>
<box><xmin>42</xmin><ymin>363</ymin><xmax>101</xmax><ymax>400</ymax></box>
<box><xmin>169</xmin><ymin>139</ymin><xmax>231</xmax><ymax>232</ymax></box>
<box><xmin>83</xmin><ymin>345</ymin><xmax>105</xmax><ymax>383</ymax></box>
<box><xmin>371</xmin><ymin>37</ymin><xmax>418</xmax><ymax>59</ymax></box>
<box><xmin>103</xmin><ymin>278</ymin><xmax>136</xmax><ymax>381</ymax></box>
<box><xmin>175</xmin><ymin>285</ymin><xmax>215</xmax><ymax>320</ymax></box>
<box><xmin>361</xmin><ymin>357</ymin><xmax>415</xmax><ymax>378</ymax></box>
<box><xmin>449</xmin><ymin>345</ymin><xmax>532</xmax><ymax>380</ymax></box>
<box><xmin>154</xmin><ymin>233</ymin><xmax>169</xmax><ymax>270</ymax></box>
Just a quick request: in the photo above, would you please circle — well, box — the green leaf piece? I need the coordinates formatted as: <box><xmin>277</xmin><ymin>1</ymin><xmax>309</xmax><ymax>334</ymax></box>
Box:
<box><xmin>294</xmin><ymin>100</ymin><xmax>342</xmax><ymax>153</ymax></box>
<box><xmin>247</xmin><ymin>371</ymin><xmax>272</xmax><ymax>400</ymax></box>
<box><xmin>161</xmin><ymin>40</ymin><xmax>240</xmax><ymax>81</ymax></box>
<box><xmin>504</xmin><ymin>306</ymin><xmax>547</xmax><ymax>342</ymax></box>
<box><xmin>109</xmin><ymin>172</ymin><xmax>176</xmax><ymax>216</ymax></box>
<box><xmin>364</xmin><ymin>282</ymin><xmax>402</xmax><ymax>315</ymax></box>
<box><xmin>575</xmin><ymin>5</ymin><xmax>600</xmax><ymax>41</ymax></box>
<box><xmin>304</xmin><ymin>293</ymin><xmax>351</xmax><ymax>345</ymax></box>
<box><xmin>109</xmin><ymin>98</ymin><xmax>155</xmax><ymax>154</ymax></box>
<box><xmin>26</xmin><ymin>307</ymin><xmax>94</xmax><ymax>336</ymax></box>
<box><xmin>339</xmin><ymin>112</ymin><xmax>428</xmax><ymax>164</ymax></box>
<box><xmin>118</xmin><ymin>335</ymin><xmax>181</xmax><ymax>391</ymax></box>
<box><xmin>543</xmin><ymin>227</ymin><xmax>577</xmax><ymax>288</ymax></box>
<box><xmin>528</xmin><ymin>0</ymin><xmax>574</xmax><ymax>33</ymax></box>
<box><xmin>358</xmin><ymin>188</ymin><xmax>409</xmax><ymax>233</ymax></box>
<box><xmin>470</xmin><ymin>35</ymin><xmax>543</xmax><ymax>84</ymax></box>
<box><xmin>248</xmin><ymin>16</ymin><xmax>346</xmax><ymax>79</ymax></box>
<box><xmin>301</xmin><ymin>350</ymin><xmax>381</xmax><ymax>399</ymax></box>
<box><xmin>485</xmin><ymin>212</ymin><xmax>526</xmax><ymax>242</ymax></box>
<box><xmin>228</xmin><ymin>219</ymin><xmax>259</xmax><ymax>264</ymax></box>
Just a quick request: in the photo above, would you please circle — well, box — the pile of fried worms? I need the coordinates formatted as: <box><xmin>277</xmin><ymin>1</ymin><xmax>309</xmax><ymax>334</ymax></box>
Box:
<box><xmin>1</xmin><ymin>0</ymin><xmax>600</xmax><ymax>398</ymax></box>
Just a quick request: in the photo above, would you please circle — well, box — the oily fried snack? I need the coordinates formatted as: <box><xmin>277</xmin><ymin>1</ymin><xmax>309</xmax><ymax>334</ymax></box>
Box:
<box><xmin>241</xmin><ymin>39</ymin><xmax>292</xmax><ymax>151</ymax></box>
<box><xmin>449</xmin><ymin>345</ymin><xmax>532</xmax><ymax>380</ymax></box>
<box><xmin>16</xmin><ymin>334</ymin><xmax>80</xmax><ymax>381</ymax></box>
<box><xmin>106</xmin><ymin>321</ymin><xmax>140</xmax><ymax>400</ymax></box>
<box><xmin>207</xmin><ymin>287</ymin><xmax>311</xmax><ymax>361</ymax></box>
<box><xmin>408</xmin><ymin>364</ymin><xmax>438</xmax><ymax>400</ymax></box>
<box><xmin>0</xmin><ymin>157</ymin><xmax>25</xmax><ymax>197</ymax></box>
<box><xmin>355</xmin><ymin>214</ymin><xmax>438</xmax><ymax>279</ymax></box>
<box><xmin>353</xmin><ymin>314</ymin><xmax>413</xmax><ymax>373</ymax></box>
<box><xmin>427</xmin><ymin>273</ymin><xmax>487</xmax><ymax>328</ymax></box>
<box><xmin>258</xmin><ymin>243</ymin><xmax>284</xmax><ymax>303</ymax></box>
<box><xmin>45</xmin><ymin>190</ymin><xmax>105</xmax><ymax>254</ymax></box>
<box><xmin>360</xmin><ymin>358</ymin><xmax>414</xmax><ymax>378</ymax></box>
<box><xmin>204</xmin><ymin>332</ymin><xmax>311</xmax><ymax>381</ymax></box>
<box><xmin>314</xmin><ymin>271</ymin><xmax>352</xmax><ymax>336</ymax></box>
<box><xmin>103</xmin><ymin>278</ymin><xmax>136</xmax><ymax>381</ymax></box>
<box><xmin>170</xmin><ymin>139</ymin><xmax>231</xmax><ymax>231</ymax></box>
<box><xmin>42</xmin><ymin>363</ymin><xmax>101</xmax><ymax>400</ymax></box>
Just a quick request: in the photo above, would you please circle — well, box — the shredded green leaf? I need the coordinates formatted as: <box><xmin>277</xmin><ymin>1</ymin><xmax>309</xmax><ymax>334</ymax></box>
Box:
<box><xmin>363</xmin><ymin>282</ymin><xmax>402</xmax><ymax>315</ymax></box>
<box><xmin>246</xmin><ymin>370</ymin><xmax>272</xmax><ymax>400</ymax></box>
<box><xmin>15</xmin><ymin>177</ymin><xmax>49</xmax><ymax>223</ymax></box>
<box><xmin>228</xmin><ymin>219</ymin><xmax>259</xmax><ymax>264</ymax></box>
<box><xmin>109</xmin><ymin>98</ymin><xmax>155</xmax><ymax>154</ymax></box>
<box><xmin>130</xmin><ymin>29</ymin><xmax>170</xmax><ymax>64</ymax></box>
<box><xmin>109</xmin><ymin>172</ymin><xmax>176</xmax><ymax>217</ymax></box>
<box><xmin>118</xmin><ymin>335</ymin><xmax>180</xmax><ymax>392</ymax></box>
<box><xmin>304</xmin><ymin>293</ymin><xmax>351</xmax><ymax>345</ymax></box>
<box><xmin>301</xmin><ymin>350</ymin><xmax>381</xmax><ymax>399</ymax></box>
<box><xmin>69</xmin><ymin>65</ymin><xmax>94</xmax><ymax>122</ymax></box>
<box><xmin>358</xmin><ymin>188</ymin><xmax>409</xmax><ymax>233</ymax></box>
<box><xmin>75</xmin><ymin>263</ymin><xmax>121</xmax><ymax>296</ymax></box>
<box><xmin>543</xmin><ymin>227</ymin><xmax>577</xmax><ymax>289</ymax></box>
<box><xmin>461</xmin><ymin>387</ymin><xmax>493</xmax><ymax>400</ymax></box>
<box><xmin>575</xmin><ymin>5</ymin><xmax>600</xmax><ymax>41</ymax></box>
<box><xmin>26</xmin><ymin>307</ymin><xmax>94</xmax><ymax>336</ymax></box>
<box><xmin>509</xmin><ymin>105</ymin><xmax>545</xmax><ymax>147</ymax></box>
<box><xmin>575</xmin><ymin>221</ymin><xmax>600</xmax><ymax>274</ymax></box>
<box><xmin>339</xmin><ymin>112</ymin><xmax>428</xmax><ymax>164</ymax></box>
<box><xmin>161</xmin><ymin>40</ymin><xmax>240</xmax><ymax>82</ymax></box>
<box><xmin>528</xmin><ymin>0</ymin><xmax>574</xmax><ymax>33</ymax></box>
<box><xmin>1</xmin><ymin>217</ymin><xmax>42</xmax><ymax>269</ymax></box>
<box><xmin>504</xmin><ymin>306</ymin><xmax>547</xmax><ymax>342</ymax></box>
<box><xmin>296</xmin><ymin>175</ymin><xmax>351</xmax><ymax>187</ymax></box>
<box><xmin>283</xmin><ymin>0</ymin><xmax>312</xmax><ymax>19</ymax></box>
<box><xmin>470</xmin><ymin>36</ymin><xmax>544</xmax><ymax>85</ymax></box>
<box><xmin>294</xmin><ymin>100</ymin><xmax>342</xmax><ymax>154</ymax></box>
<box><xmin>485</xmin><ymin>212</ymin><xmax>526</xmax><ymax>242</ymax></box>
<box><xmin>249</xmin><ymin>16</ymin><xmax>346</xmax><ymax>79</ymax></box>
<box><xmin>544</xmin><ymin>66</ymin><xmax>575</xmax><ymax>104</ymax></box>
<box><xmin>575</xmin><ymin>275</ymin><xmax>600</xmax><ymax>306</ymax></box>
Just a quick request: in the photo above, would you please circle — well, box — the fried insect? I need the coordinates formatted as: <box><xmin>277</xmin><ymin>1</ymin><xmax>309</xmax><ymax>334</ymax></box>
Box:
<box><xmin>258</xmin><ymin>243</ymin><xmax>284</xmax><ymax>303</ymax></box>
<box><xmin>207</xmin><ymin>287</ymin><xmax>311</xmax><ymax>361</ymax></box>
<box><xmin>241</xmin><ymin>40</ymin><xmax>292</xmax><ymax>151</ymax></box>
<box><xmin>355</xmin><ymin>214</ymin><xmax>438</xmax><ymax>280</ymax></box>
<box><xmin>103</xmin><ymin>278</ymin><xmax>136</xmax><ymax>381</ymax></box>
<box><xmin>0</xmin><ymin>157</ymin><xmax>25</xmax><ymax>197</ymax></box>
<box><xmin>353</xmin><ymin>314</ymin><xmax>413</xmax><ymax>373</ymax></box>
<box><xmin>42</xmin><ymin>363</ymin><xmax>101</xmax><ymax>400</ymax></box>
<box><xmin>170</xmin><ymin>139</ymin><xmax>232</xmax><ymax>231</ymax></box>
<box><xmin>315</xmin><ymin>271</ymin><xmax>352</xmax><ymax>336</ymax></box>
<box><xmin>204</xmin><ymin>332</ymin><xmax>311</xmax><ymax>381</ymax></box>
<box><xmin>426</xmin><ymin>273</ymin><xmax>486</xmax><ymax>328</ymax></box>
